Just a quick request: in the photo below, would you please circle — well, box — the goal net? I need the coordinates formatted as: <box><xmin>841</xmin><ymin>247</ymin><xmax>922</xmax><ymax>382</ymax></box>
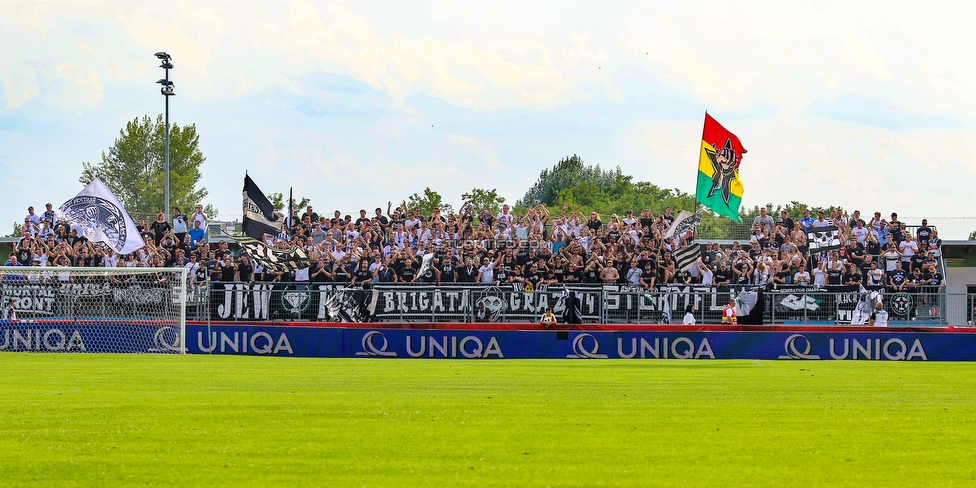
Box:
<box><xmin>0</xmin><ymin>266</ymin><xmax>187</xmax><ymax>353</ymax></box>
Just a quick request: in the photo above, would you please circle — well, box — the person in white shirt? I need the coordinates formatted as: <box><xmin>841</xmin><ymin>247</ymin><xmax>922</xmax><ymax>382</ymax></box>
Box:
<box><xmin>811</xmin><ymin>211</ymin><xmax>831</xmax><ymax>228</ymax></box>
<box><xmin>625</xmin><ymin>260</ymin><xmax>642</xmax><ymax>284</ymax></box>
<box><xmin>869</xmin><ymin>302</ymin><xmax>888</xmax><ymax>327</ymax></box>
<box><xmin>899</xmin><ymin>235</ymin><xmax>918</xmax><ymax>270</ymax></box>
<box><xmin>477</xmin><ymin>259</ymin><xmax>494</xmax><ymax>284</ymax></box>
<box><xmin>866</xmin><ymin>262</ymin><xmax>884</xmax><ymax>287</ymax></box>
<box><xmin>794</xmin><ymin>268</ymin><xmax>811</xmax><ymax>285</ymax></box>
<box><xmin>496</xmin><ymin>205</ymin><xmax>513</xmax><ymax>227</ymax></box>
<box><xmin>683</xmin><ymin>305</ymin><xmax>696</xmax><ymax>325</ymax></box>
<box><xmin>697</xmin><ymin>260</ymin><xmax>714</xmax><ymax>285</ymax></box>
<box><xmin>813</xmin><ymin>261</ymin><xmax>827</xmax><ymax>287</ymax></box>
<box><xmin>192</xmin><ymin>204</ymin><xmax>208</xmax><ymax>229</ymax></box>
<box><xmin>850</xmin><ymin>220</ymin><xmax>868</xmax><ymax>246</ymax></box>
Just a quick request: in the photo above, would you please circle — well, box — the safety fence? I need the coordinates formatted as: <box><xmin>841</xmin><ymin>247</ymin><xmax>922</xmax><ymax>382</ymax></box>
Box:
<box><xmin>173</xmin><ymin>282</ymin><xmax>976</xmax><ymax>326</ymax></box>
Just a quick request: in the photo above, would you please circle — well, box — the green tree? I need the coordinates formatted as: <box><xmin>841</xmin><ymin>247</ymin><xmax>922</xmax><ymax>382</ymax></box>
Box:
<box><xmin>267</xmin><ymin>193</ymin><xmax>311</xmax><ymax>214</ymax></box>
<box><xmin>80</xmin><ymin>114</ymin><xmax>214</xmax><ymax>218</ymax></box>
<box><xmin>518</xmin><ymin>154</ymin><xmax>623</xmax><ymax>207</ymax></box>
<box><xmin>461</xmin><ymin>188</ymin><xmax>506</xmax><ymax>215</ymax></box>
<box><xmin>7</xmin><ymin>222</ymin><xmax>23</xmax><ymax>238</ymax></box>
<box><xmin>406</xmin><ymin>187</ymin><xmax>453</xmax><ymax>216</ymax></box>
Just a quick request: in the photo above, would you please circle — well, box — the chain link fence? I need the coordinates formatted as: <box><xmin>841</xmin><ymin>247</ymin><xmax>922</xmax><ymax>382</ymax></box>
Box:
<box><xmin>182</xmin><ymin>282</ymin><xmax>976</xmax><ymax>326</ymax></box>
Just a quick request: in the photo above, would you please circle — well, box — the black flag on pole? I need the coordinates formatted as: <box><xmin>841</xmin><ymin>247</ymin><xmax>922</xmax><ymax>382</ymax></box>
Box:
<box><xmin>242</xmin><ymin>174</ymin><xmax>283</xmax><ymax>239</ymax></box>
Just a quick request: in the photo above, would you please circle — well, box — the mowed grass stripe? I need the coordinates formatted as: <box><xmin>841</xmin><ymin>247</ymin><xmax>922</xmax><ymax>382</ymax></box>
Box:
<box><xmin>0</xmin><ymin>355</ymin><xmax>974</xmax><ymax>487</ymax></box>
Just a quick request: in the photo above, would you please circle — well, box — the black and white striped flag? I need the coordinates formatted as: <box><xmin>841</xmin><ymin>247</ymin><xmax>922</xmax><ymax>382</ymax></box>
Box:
<box><xmin>230</xmin><ymin>235</ymin><xmax>310</xmax><ymax>272</ymax></box>
<box><xmin>806</xmin><ymin>225</ymin><xmax>841</xmax><ymax>253</ymax></box>
<box><xmin>673</xmin><ymin>243</ymin><xmax>703</xmax><ymax>272</ymax></box>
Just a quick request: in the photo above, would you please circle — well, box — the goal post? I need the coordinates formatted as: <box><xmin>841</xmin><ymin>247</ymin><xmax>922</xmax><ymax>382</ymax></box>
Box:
<box><xmin>0</xmin><ymin>266</ymin><xmax>188</xmax><ymax>354</ymax></box>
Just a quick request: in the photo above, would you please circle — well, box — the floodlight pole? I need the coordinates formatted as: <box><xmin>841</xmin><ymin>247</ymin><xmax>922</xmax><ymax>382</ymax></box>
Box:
<box><xmin>156</xmin><ymin>52</ymin><xmax>175</xmax><ymax>216</ymax></box>
<box><xmin>164</xmin><ymin>74</ymin><xmax>170</xmax><ymax>216</ymax></box>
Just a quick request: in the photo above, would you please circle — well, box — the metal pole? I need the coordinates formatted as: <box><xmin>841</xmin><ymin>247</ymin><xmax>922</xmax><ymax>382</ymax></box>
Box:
<box><xmin>164</xmin><ymin>63</ymin><xmax>171</xmax><ymax>217</ymax></box>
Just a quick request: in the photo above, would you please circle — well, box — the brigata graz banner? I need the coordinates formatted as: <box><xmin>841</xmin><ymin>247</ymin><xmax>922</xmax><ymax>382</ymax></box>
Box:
<box><xmin>184</xmin><ymin>324</ymin><xmax>976</xmax><ymax>361</ymax></box>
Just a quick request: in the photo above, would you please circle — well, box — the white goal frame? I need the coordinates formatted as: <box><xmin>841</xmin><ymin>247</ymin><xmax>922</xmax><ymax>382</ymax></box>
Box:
<box><xmin>0</xmin><ymin>266</ymin><xmax>188</xmax><ymax>354</ymax></box>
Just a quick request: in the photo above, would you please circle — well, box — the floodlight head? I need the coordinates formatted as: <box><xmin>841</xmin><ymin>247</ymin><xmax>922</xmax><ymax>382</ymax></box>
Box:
<box><xmin>154</xmin><ymin>52</ymin><xmax>171</xmax><ymax>60</ymax></box>
<box><xmin>161</xmin><ymin>86</ymin><xmax>175</xmax><ymax>96</ymax></box>
<box><xmin>156</xmin><ymin>79</ymin><xmax>173</xmax><ymax>86</ymax></box>
<box><xmin>159</xmin><ymin>61</ymin><xmax>173</xmax><ymax>69</ymax></box>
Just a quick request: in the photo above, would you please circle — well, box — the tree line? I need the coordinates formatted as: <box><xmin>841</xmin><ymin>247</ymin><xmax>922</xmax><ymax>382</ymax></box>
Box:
<box><xmin>11</xmin><ymin>114</ymin><xmax>837</xmax><ymax>239</ymax></box>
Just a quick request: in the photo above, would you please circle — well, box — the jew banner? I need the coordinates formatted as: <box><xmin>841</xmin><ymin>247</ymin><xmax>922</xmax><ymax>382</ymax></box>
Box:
<box><xmin>696</xmin><ymin>114</ymin><xmax>745</xmax><ymax>221</ymax></box>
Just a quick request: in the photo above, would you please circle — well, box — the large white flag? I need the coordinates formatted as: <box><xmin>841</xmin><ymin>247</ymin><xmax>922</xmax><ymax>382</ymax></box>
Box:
<box><xmin>664</xmin><ymin>210</ymin><xmax>702</xmax><ymax>240</ymax></box>
<box><xmin>56</xmin><ymin>178</ymin><xmax>145</xmax><ymax>254</ymax></box>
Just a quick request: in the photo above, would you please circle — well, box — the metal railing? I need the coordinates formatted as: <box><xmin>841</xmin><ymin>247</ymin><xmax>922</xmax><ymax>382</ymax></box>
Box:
<box><xmin>175</xmin><ymin>282</ymin><xmax>976</xmax><ymax>326</ymax></box>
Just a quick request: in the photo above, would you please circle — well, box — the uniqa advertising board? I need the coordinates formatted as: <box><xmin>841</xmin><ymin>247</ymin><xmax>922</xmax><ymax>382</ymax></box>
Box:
<box><xmin>182</xmin><ymin>325</ymin><xmax>976</xmax><ymax>361</ymax></box>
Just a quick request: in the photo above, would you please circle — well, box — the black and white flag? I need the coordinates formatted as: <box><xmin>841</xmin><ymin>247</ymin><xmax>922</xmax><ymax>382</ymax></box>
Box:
<box><xmin>673</xmin><ymin>242</ymin><xmax>703</xmax><ymax>273</ymax></box>
<box><xmin>56</xmin><ymin>178</ymin><xmax>145</xmax><ymax>254</ymax></box>
<box><xmin>806</xmin><ymin>225</ymin><xmax>841</xmax><ymax>253</ymax></box>
<box><xmin>242</xmin><ymin>174</ymin><xmax>284</xmax><ymax>239</ymax></box>
<box><xmin>664</xmin><ymin>210</ymin><xmax>701</xmax><ymax>240</ymax></box>
<box><xmin>230</xmin><ymin>235</ymin><xmax>311</xmax><ymax>272</ymax></box>
<box><xmin>324</xmin><ymin>288</ymin><xmax>370</xmax><ymax>322</ymax></box>
<box><xmin>416</xmin><ymin>252</ymin><xmax>435</xmax><ymax>280</ymax></box>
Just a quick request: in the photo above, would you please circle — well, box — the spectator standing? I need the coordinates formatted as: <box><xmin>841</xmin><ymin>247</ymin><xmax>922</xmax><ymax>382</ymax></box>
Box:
<box><xmin>683</xmin><ymin>305</ymin><xmax>696</xmax><ymax>325</ymax></box>
<box><xmin>192</xmin><ymin>204</ymin><xmax>208</xmax><ymax>229</ymax></box>
<box><xmin>42</xmin><ymin>203</ymin><xmax>56</xmax><ymax>227</ymax></box>
<box><xmin>916</xmin><ymin>219</ymin><xmax>932</xmax><ymax>246</ymax></box>
<box><xmin>799</xmin><ymin>209</ymin><xmax>815</xmax><ymax>231</ymax></box>
<box><xmin>150</xmin><ymin>212</ymin><xmax>171</xmax><ymax>246</ymax></box>
<box><xmin>752</xmin><ymin>208</ymin><xmax>774</xmax><ymax>235</ymax></box>
<box><xmin>188</xmin><ymin>220</ymin><xmax>207</xmax><ymax>251</ymax></box>
<box><xmin>172</xmin><ymin>207</ymin><xmax>188</xmax><ymax>244</ymax></box>
<box><xmin>779</xmin><ymin>210</ymin><xmax>795</xmax><ymax>234</ymax></box>
<box><xmin>869</xmin><ymin>302</ymin><xmax>888</xmax><ymax>327</ymax></box>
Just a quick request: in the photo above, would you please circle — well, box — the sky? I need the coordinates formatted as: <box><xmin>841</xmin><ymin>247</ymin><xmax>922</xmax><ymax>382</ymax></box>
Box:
<box><xmin>2</xmin><ymin>0</ymin><xmax>975</xmax><ymax>233</ymax></box>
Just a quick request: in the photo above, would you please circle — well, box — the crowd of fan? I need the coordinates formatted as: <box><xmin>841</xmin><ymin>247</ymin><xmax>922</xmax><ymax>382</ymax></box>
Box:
<box><xmin>5</xmin><ymin>201</ymin><xmax>944</xmax><ymax>295</ymax></box>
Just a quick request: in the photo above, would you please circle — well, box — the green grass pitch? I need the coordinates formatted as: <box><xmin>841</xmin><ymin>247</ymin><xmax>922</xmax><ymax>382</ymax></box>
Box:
<box><xmin>2</xmin><ymin>355</ymin><xmax>975</xmax><ymax>487</ymax></box>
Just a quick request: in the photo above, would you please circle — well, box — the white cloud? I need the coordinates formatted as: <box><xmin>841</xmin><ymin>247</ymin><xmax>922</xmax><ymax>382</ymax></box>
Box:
<box><xmin>51</xmin><ymin>63</ymin><xmax>103</xmax><ymax>109</ymax></box>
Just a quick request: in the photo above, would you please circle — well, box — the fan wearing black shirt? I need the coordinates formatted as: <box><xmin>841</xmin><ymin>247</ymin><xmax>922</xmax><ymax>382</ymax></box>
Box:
<box><xmin>457</xmin><ymin>257</ymin><xmax>479</xmax><ymax>283</ymax></box>
<box><xmin>713</xmin><ymin>262</ymin><xmax>733</xmax><ymax>286</ymax></box>
<box><xmin>216</xmin><ymin>256</ymin><xmax>236</xmax><ymax>282</ymax></box>
<box><xmin>237</xmin><ymin>255</ymin><xmax>254</xmax><ymax>282</ymax></box>
<box><xmin>779</xmin><ymin>210</ymin><xmax>795</xmax><ymax>233</ymax></box>
<box><xmin>352</xmin><ymin>260</ymin><xmax>374</xmax><ymax>285</ymax></box>
<box><xmin>888</xmin><ymin>263</ymin><xmax>908</xmax><ymax>291</ymax></box>
<box><xmin>310</xmin><ymin>259</ymin><xmax>333</xmax><ymax>283</ymax></box>
<box><xmin>438</xmin><ymin>256</ymin><xmax>457</xmax><ymax>284</ymax></box>
<box><xmin>524</xmin><ymin>263</ymin><xmax>544</xmax><ymax>288</ymax></box>
<box><xmin>841</xmin><ymin>263</ymin><xmax>859</xmax><ymax>286</ymax></box>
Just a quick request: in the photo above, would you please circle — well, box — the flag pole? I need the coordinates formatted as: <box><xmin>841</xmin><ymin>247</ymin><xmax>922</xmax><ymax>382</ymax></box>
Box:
<box><xmin>695</xmin><ymin>111</ymin><xmax>706</xmax><ymax>217</ymax></box>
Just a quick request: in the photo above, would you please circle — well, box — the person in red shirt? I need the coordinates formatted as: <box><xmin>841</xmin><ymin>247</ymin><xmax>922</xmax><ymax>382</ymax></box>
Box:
<box><xmin>722</xmin><ymin>298</ymin><xmax>737</xmax><ymax>325</ymax></box>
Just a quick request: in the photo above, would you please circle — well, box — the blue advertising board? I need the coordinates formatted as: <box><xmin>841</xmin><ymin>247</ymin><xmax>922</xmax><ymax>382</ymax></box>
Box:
<box><xmin>0</xmin><ymin>320</ymin><xmax>180</xmax><ymax>353</ymax></box>
<box><xmin>3</xmin><ymin>321</ymin><xmax>973</xmax><ymax>360</ymax></box>
<box><xmin>184</xmin><ymin>324</ymin><xmax>976</xmax><ymax>361</ymax></box>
